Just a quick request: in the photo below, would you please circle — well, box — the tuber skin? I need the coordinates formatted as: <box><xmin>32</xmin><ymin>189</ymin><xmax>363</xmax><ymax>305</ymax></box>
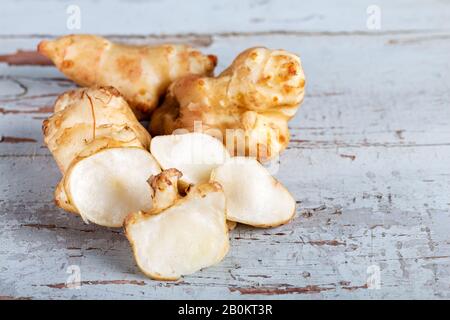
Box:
<box><xmin>38</xmin><ymin>34</ymin><xmax>217</xmax><ymax>118</ymax></box>
<box><xmin>147</xmin><ymin>168</ymin><xmax>183</xmax><ymax>214</ymax></box>
<box><xmin>43</xmin><ymin>86</ymin><xmax>152</xmax><ymax>217</ymax></box>
<box><xmin>43</xmin><ymin>86</ymin><xmax>150</xmax><ymax>173</ymax></box>
<box><xmin>150</xmin><ymin>47</ymin><xmax>306</xmax><ymax>161</ymax></box>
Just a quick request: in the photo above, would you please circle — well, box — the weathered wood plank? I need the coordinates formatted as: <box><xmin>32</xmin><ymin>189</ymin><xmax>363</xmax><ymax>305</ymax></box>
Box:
<box><xmin>1</xmin><ymin>7</ymin><xmax>450</xmax><ymax>299</ymax></box>
<box><xmin>1</xmin><ymin>0</ymin><xmax>450</xmax><ymax>35</ymax></box>
<box><xmin>1</xmin><ymin>146</ymin><xmax>450</xmax><ymax>299</ymax></box>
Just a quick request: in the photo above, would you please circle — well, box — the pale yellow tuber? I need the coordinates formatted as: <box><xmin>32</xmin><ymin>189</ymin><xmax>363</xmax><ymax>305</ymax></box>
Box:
<box><xmin>43</xmin><ymin>87</ymin><xmax>161</xmax><ymax>227</ymax></box>
<box><xmin>150</xmin><ymin>47</ymin><xmax>305</xmax><ymax>161</ymax></box>
<box><xmin>38</xmin><ymin>34</ymin><xmax>217</xmax><ymax>117</ymax></box>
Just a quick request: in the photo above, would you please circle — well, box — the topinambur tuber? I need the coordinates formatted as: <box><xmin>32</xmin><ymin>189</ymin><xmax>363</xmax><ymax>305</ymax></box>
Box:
<box><xmin>150</xmin><ymin>47</ymin><xmax>305</xmax><ymax>161</ymax></box>
<box><xmin>38</xmin><ymin>34</ymin><xmax>217</xmax><ymax>118</ymax></box>
<box><xmin>43</xmin><ymin>87</ymin><xmax>161</xmax><ymax>227</ymax></box>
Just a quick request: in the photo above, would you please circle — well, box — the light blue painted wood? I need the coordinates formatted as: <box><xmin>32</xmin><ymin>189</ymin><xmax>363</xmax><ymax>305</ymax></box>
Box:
<box><xmin>1</xmin><ymin>0</ymin><xmax>450</xmax><ymax>35</ymax></box>
<box><xmin>1</xmin><ymin>0</ymin><xmax>450</xmax><ymax>299</ymax></box>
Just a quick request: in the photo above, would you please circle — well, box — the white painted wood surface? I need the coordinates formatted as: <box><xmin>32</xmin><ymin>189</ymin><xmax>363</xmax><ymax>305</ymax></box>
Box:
<box><xmin>1</xmin><ymin>0</ymin><xmax>450</xmax><ymax>299</ymax></box>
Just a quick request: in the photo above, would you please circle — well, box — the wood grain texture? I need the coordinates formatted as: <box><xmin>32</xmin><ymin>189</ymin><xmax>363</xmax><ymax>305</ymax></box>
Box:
<box><xmin>1</xmin><ymin>0</ymin><xmax>450</xmax><ymax>299</ymax></box>
<box><xmin>2</xmin><ymin>0</ymin><xmax>450</xmax><ymax>34</ymax></box>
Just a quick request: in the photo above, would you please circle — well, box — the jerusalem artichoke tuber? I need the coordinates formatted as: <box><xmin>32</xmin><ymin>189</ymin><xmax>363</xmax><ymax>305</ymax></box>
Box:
<box><xmin>38</xmin><ymin>34</ymin><xmax>217</xmax><ymax>117</ymax></box>
<box><xmin>43</xmin><ymin>87</ymin><xmax>161</xmax><ymax>227</ymax></box>
<box><xmin>150</xmin><ymin>47</ymin><xmax>305</xmax><ymax>161</ymax></box>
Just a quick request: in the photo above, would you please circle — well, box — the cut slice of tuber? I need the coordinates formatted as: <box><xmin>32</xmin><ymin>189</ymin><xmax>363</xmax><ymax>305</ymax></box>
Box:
<box><xmin>54</xmin><ymin>180</ymin><xmax>77</xmax><ymax>213</ymax></box>
<box><xmin>150</xmin><ymin>132</ymin><xmax>230</xmax><ymax>185</ymax></box>
<box><xmin>125</xmin><ymin>181</ymin><xmax>229</xmax><ymax>280</ymax></box>
<box><xmin>211</xmin><ymin>157</ymin><xmax>296</xmax><ymax>227</ymax></box>
<box><xmin>64</xmin><ymin>147</ymin><xmax>161</xmax><ymax>227</ymax></box>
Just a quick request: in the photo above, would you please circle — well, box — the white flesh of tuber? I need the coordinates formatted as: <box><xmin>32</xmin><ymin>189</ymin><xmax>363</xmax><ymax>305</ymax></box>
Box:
<box><xmin>43</xmin><ymin>87</ymin><xmax>161</xmax><ymax>227</ymax></box>
<box><xmin>150</xmin><ymin>132</ymin><xmax>230</xmax><ymax>185</ymax></box>
<box><xmin>66</xmin><ymin>147</ymin><xmax>161</xmax><ymax>227</ymax></box>
<box><xmin>125</xmin><ymin>175</ymin><xmax>229</xmax><ymax>280</ymax></box>
<box><xmin>211</xmin><ymin>157</ymin><xmax>296</xmax><ymax>227</ymax></box>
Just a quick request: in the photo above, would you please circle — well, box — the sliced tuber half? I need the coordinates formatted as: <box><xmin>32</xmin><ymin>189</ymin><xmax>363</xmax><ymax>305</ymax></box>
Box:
<box><xmin>64</xmin><ymin>147</ymin><xmax>161</xmax><ymax>227</ymax></box>
<box><xmin>211</xmin><ymin>157</ymin><xmax>296</xmax><ymax>227</ymax></box>
<box><xmin>125</xmin><ymin>177</ymin><xmax>229</xmax><ymax>280</ymax></box>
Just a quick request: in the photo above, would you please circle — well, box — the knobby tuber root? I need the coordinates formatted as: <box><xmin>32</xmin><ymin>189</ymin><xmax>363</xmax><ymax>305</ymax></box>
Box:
<box><xmin>147</xmin><ymin>168</ymin><xmax>183</xmax><ymax>214</ymax></box>
<box><xmin>44</xmin><ymin>86</ymin><xmax>151</xmax><ymax>173</ymax></box>
<box><xmin>38</xmin><ymin>34</ymin><xmax>217</xmax><ymax>117</ymax></box>
<box><xmin>150</xmin><ymin>47</ymin><xmax>305</xmax><ymax>161</ymax></box>
<box><xmin>43</xmin><ymin>87</ymin><xmax>161</xmax><ymax>227</ymax></box>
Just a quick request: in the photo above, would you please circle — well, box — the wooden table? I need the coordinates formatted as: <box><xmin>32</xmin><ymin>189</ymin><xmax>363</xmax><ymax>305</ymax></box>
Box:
<box><xmin>1</xmin><ymin>0</ymin><xmax>449</xmax><ymax>299</ymax></box>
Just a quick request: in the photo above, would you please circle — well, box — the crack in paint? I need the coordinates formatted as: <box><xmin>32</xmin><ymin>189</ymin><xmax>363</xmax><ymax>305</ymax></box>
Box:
<box><xmin>41</xmin><ymin>280</ymin><xmax>146</xmax><ymax>289</ymax></box>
